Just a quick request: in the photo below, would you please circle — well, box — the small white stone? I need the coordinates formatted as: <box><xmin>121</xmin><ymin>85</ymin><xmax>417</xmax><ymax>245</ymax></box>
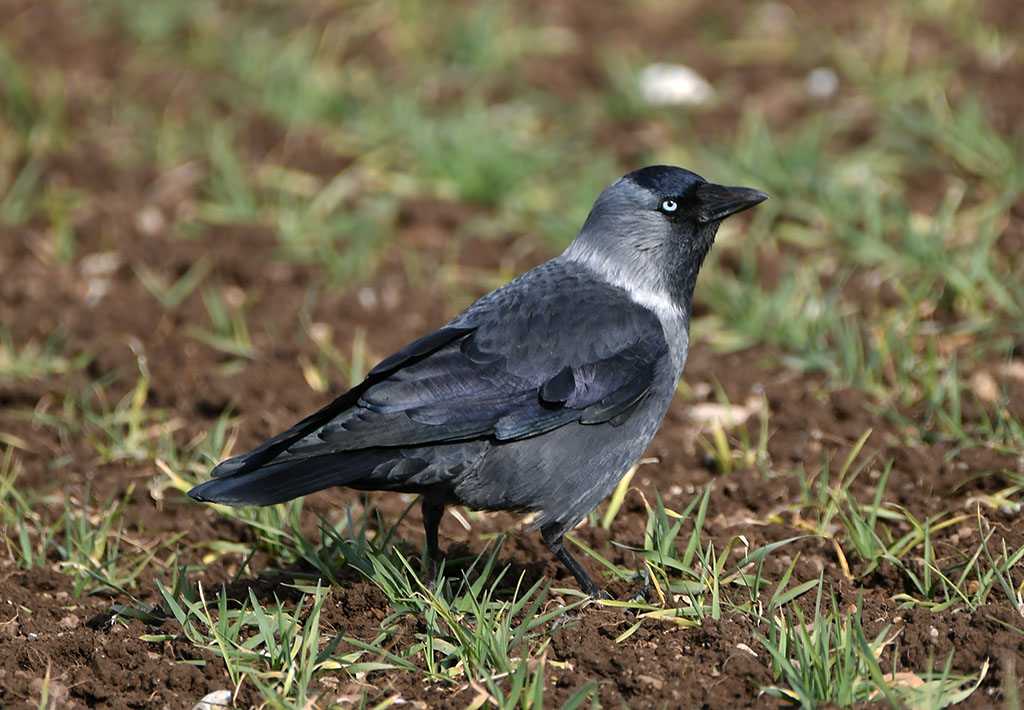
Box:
<box><xmin>357</xmin><ymin>287</ymin><xmax>377</xmax><ymax>309</ymax></box>
<box><xmin>79</xmin><ymin>250</ymin><xmax>121</xmax><ymax>307</ymax></box>
<box><xmin>223</xmin><ymin>285</ymin><xmax>246</xmax><ymax>309</ymax></box>
<box><xmin>806</xmin><ymin>67</ymin><xmax>838</xmax><ymax>99</ymax></box>
<box><xmin>970</xmin><ymin>371</ymin><xmax>1000</xmax><ymax>403</ymax></box>
<box><xmin>193</xmin><ymin>690</ymin><xmax>233</xmax><ymax>710</ymax></box>
<box><xmin>135</xmin><ymin>205</ymin><xmax>165</xmax><ymax>236</ymax></box>
<box><xmin>640</xmin><ymin>63</ymin><xmax>714</xmax><ymax>107</ymax></box>
<box><xmin>84</xmin><ymin>278</ymin><xmax>114</xmax><ymax>307</ymax></box>
<box><xmin>309</xmin><ymin>322</ymin><xmax>332</xmax><ymax>344</ymax></box>
<box><xmin>79</xmin><ymin>250</ymin><xmax>123</xmax><ymax>278</ymax></box>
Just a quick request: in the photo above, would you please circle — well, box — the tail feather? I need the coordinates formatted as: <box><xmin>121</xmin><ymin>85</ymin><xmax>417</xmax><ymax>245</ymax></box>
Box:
<box><xmin>188</xmin><ymin>451</ymin><xmax>387</xmax><ymax>506</ymax></box>
<box><xmin>207</xmin><ymin>326</ymin><xmax>474</xmax><ymax>480</ymax></box>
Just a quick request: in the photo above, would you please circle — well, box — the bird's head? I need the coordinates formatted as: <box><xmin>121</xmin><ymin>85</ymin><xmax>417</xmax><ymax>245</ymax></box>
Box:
<box><xmin>564</xmin><ymin>165</ymin><xmax>768</xmax><ymax>313</ymax></box>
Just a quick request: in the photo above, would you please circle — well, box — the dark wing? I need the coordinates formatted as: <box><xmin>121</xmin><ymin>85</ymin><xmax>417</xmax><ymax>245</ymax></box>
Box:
<box><xmin>213</xmin><ymin>260</ymin><xmax>670</xmax><ymax>474</ymax></box>
<box><xmin>302</xmin><ymin>264</ymin><xmax>670</xmax><ymax>453</ymax></box>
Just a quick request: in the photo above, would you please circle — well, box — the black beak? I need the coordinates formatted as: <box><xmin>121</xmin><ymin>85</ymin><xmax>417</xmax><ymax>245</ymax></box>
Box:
<box><xmin>695</xmin><ymin>183</ymin><xmax>769</xmax><ymax>223</ymax></box>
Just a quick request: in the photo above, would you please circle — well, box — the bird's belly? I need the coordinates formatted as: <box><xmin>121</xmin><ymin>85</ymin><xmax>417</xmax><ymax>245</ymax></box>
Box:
<box><xmin>452</xmin><ymin>389</ymin><xmax>673</xmax><ymax>531</ymax></box>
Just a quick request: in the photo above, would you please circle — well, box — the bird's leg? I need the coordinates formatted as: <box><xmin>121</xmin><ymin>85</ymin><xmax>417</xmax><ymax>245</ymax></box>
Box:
<box><xmin>421</xmin><ymin>500</ymin><xmax>445</xmax><ymax>589</ymax></box>
<box><xmin>541</xmin><ymin>524</ymin><xmax>602</xmax><ymax>600</ymax></box>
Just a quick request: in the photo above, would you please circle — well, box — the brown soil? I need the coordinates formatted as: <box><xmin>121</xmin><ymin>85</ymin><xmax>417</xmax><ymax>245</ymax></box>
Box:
<box><xmin>2</xmin><ymin>0</ymin><xmax>1023</xmax><ymax>708</ymax></box>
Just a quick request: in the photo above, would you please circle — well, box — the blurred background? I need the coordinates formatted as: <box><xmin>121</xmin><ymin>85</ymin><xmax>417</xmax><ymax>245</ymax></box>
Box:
<box><xmin>1</xmin><ymin>0</ymin><xmax>1023</xmax><ymax>707</ymax></box>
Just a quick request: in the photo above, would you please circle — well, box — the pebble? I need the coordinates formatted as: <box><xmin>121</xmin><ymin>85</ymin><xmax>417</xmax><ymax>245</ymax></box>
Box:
<box><xmin>640</xmin><ymin>63</ymin><xmax>714</xmax><ymax>107</ymax></box>
<box><xmin>806</xmin><ymin>67</ymin><xmax>839</xmax><ymax>98</ymax></box>
<box><xmin>135</xmin><ymin>205</ymin><xmax>166</xmax><ymax>236</ymax></box>
<box><xmin>193</xmin><ymin>690</ymin><xmax>233</xmax><ymax>710</ymax></box>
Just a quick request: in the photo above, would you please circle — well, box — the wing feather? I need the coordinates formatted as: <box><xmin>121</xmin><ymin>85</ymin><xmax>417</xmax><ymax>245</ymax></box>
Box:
<box><xmin>220</xmin><ymin>260</ymin><xmax>671</xmax><ymax>472</ymax></box>
<box><xmin>309</xmin><ymin>264</ymin><xmax>670</xmax><ymax>452</ymax></box>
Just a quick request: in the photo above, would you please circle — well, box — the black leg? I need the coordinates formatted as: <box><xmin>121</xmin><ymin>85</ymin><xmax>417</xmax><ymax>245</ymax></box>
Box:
<box><xmin>541</xmin><ymin>524</ymin><xmax>602</xmax><ymax>599</ymax></box>
<box><xmin>421</xmin><ymin>500</ymin><xmax>445</xmax><ymax>586</ymax></box>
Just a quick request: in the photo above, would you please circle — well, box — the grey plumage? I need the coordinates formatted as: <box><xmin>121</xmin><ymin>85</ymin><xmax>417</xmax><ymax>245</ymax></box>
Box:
<box><xmin>189</xmin><ymin>165</ymin><xmax>768</xmax><ymax>598</ymax></box>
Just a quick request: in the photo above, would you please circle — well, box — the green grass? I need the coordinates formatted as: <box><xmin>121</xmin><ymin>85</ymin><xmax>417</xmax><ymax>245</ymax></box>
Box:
<box><xmin>1</xmin><ymin>0</ymin><xmax>1022</xmax><ymax>706</ymax></box>
<box><xmin>754</xmin><ymin>590</ymin><xmax>989</xmax><ymax>709</ymax></box>
<box><xmin>0</xmin><ymin>451</ymin><xmax>184</xmax><ymax>596</ymax></box>
<box><xmin>0</xmin><ymin>327</ymin><xmax>91</xmax><ymax>383</ymax></box>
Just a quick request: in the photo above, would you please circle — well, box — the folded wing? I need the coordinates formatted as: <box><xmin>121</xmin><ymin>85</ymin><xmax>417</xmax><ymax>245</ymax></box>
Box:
<box><xmin>208</xmin><ymin>264</ymin><xmax>670</xmax><ymax>482</ymax></box>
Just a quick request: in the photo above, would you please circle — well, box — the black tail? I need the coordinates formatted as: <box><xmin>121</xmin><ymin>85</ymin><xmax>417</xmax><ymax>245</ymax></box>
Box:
<box><xmin>187</xmin><ymin>450</ymin><xmax>390</xmax><ymax>506</ymax></box>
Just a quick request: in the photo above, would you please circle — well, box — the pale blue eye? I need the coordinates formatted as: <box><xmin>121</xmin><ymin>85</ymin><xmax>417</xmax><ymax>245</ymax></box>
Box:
<box><xmin>660</xmin><ymin>199</ymin><xmax>678</xmax><ymax>212</ymax></box>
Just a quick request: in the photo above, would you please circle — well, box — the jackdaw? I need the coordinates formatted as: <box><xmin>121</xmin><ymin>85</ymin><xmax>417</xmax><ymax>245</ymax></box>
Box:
<box><xmin>189</xmin><ymin>165</ymin><xmax>768</xmax><ymax>598</ymax></box>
